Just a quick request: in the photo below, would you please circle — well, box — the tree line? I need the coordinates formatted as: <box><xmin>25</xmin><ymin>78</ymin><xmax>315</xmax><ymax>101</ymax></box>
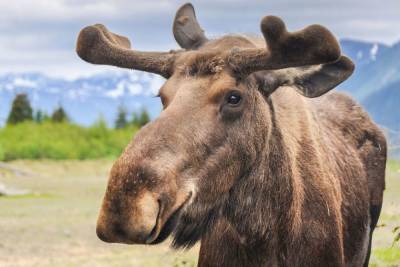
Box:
<box><xmin>6</xmin><ymin>93</ymin><xmax>150</xmax><ymax>128</ymax></box>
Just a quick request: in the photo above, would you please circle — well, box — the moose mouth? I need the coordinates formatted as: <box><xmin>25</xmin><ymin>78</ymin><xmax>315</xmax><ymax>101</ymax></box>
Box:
<box><xmin>146</xmin><ymin>193</ymin><xmax>192</xmax><ymax>244</ymax></box>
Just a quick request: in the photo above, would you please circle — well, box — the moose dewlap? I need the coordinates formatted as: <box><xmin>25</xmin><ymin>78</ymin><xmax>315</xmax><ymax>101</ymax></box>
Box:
<box><xmin>76</xmin><ymin>3</ymin><xmax>386</xmax><ymax>267</ymax></box>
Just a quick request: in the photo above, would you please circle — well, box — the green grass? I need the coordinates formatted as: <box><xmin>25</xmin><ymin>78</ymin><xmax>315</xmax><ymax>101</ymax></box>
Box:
<box><xmin>0</xmin><ymin>122</ymin><xmax>138</xmax><ymax>161</ymax></box>
<box><xmin>369</xmin><ymin>160</ymin><xmax>400</xmax><ymax>266</ymax></box>
<box><xmin>0</xmin><ymin>160</ymin><xmax>399</xmax><ymax>266</ymax></box>
<box><xmin>374</xmin><ymin>247</ymin><xmax>400</xmax><ymax>264</ymax></box>
<box><xmin>2</xmin><ymin>193</ymin><xmax>55</xmax><ymax>199</ymax></box>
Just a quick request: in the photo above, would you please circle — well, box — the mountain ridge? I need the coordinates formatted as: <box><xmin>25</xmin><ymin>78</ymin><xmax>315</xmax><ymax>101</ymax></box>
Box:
<box><xmin>340</xmin><ymin>39</ymin><xmax>400</xmax><ymax>100</ymax></box>
<box><xmin>0</xmin><ymin>72</ymin><xmax>164</xmax><ymax>126</ymax></box>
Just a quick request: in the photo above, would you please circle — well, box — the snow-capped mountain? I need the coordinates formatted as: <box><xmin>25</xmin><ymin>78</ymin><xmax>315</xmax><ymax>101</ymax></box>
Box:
<box><xmin>332</xmin><ymin>39</ymin><xmax>400</xmax><ymax>158</ymax></box>
<box><xmin>339</xmin><ymin>40</ymin><xmax>400</xmax><ymax>100</ymax></box>
<box><xmin>340</xmin><ymin>39</ymin><xmax>389</xmax><ymax>67</ymax></box>
<box><xmin>0</xmin><ymin>72</ymin><xmax>164</xmax><ymax>126</ymax></box>
<box><xmin>364</xmin><ymin>79</ymin><xmax>400</xmax><ymax>131</ymax></box>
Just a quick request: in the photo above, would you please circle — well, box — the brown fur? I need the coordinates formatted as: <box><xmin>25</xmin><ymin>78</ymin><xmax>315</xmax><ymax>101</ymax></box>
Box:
<box><xmin>78</xmin><ymin>4</ymin><xmax>387</xmax><ymax>267</ymax></box>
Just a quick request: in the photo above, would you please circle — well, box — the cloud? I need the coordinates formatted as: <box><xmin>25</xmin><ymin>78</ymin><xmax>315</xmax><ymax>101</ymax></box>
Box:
<box><xmin>13</xmin><ymin>77</ymin><xmax>38</xmax><ymax>88</ymax></box>
<box><xmin>1</xmin><ymin>0</ymin><xmax>399</xmax><ymax>78</ymax></box>
<box><xmin>0</xmin><ymin>0</ymin><xmax>175</xmax><ymax>23</ymax></box>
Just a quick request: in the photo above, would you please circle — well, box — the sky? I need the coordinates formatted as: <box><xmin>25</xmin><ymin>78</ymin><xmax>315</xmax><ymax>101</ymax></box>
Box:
<box><xmin>0</xmin><ymin>0</ymin><xmax>399</xmax><ymax>79</ymax></box>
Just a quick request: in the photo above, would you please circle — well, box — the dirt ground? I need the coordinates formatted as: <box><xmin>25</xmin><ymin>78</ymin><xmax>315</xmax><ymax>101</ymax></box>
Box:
<box><xmin>0</xmin><ymin>160</ymin><xmax>399</xmax><ymax>267</ymax></box>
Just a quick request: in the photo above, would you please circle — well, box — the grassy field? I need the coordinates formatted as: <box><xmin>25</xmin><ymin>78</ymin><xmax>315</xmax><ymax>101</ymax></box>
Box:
<box><xmin>0</xmin><ymin>122</ymin><xmax>138</xmax><ymax>161</ymax></box>
<box><xmin>0</xmin><ymin>160</ymin><xmax>399</xmax><ymax>267</ymax></box>
<box><xmin>0</xmin><ymin>160</ymin><xmax>198</xmax><ymax>267</ymax></box>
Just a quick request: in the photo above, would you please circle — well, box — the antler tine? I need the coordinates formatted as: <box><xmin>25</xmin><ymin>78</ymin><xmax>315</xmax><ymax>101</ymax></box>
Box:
<box><xmin>227</xmin><ymin>16</ymin><xmax>341</xmax><ymax>76</ymax></box>
<box><xmin>76</xmin><ymin>24</ymin><xmax>175</xmax><ymax>78</ymax></box>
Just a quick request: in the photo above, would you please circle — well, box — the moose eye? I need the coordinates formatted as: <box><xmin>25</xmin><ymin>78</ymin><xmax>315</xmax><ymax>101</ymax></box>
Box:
<box><xmin>226</xmin><ymin>91</ymin><xmax>242</xmax><ymax>106</ymax></box>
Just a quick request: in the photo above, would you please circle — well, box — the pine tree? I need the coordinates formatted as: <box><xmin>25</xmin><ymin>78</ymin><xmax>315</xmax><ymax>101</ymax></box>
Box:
<box><xmin>7</xmin><ymin>93</ymin><xmax>33</xmax><ymax>124</ymax></box>
<box><xmin>34</xmin><ymin>110</ymin><xmax>44</xmax><ymax>123</ymax></box>
<box><xmin>138</xmin><ymin>109</ymin><xmax>150</xmax><ymax>127</ymax></box>
<box><xmin>115</xmin><ymin>105</ymin><xmax>128</xmax><ymax>129</ymax></box>
<box><xmin>51</xmin><ymin>106</ymin><xmax>68</xmax><ymax>123</ymax></box>
<box><xmin>130</xmin><ymin>112</ymin><xmax>140</xmax><ymax>127</ymax></box>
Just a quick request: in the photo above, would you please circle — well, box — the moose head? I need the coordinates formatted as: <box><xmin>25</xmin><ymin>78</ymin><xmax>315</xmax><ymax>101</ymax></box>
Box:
<box><xmin>76</xmin><ymin>3</ymin><xmax>354</xmax><ymax>248</ymax></box>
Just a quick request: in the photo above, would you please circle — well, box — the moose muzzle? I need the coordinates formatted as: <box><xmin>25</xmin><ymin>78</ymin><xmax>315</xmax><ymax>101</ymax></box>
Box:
<box><xmin>96</xmin><ymin>189</ymin><xmax>160</xmax><ymax>244</ymax></box>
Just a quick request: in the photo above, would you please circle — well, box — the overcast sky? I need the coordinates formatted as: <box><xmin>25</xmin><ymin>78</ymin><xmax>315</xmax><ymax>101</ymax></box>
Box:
<box><xmin>1</xmin><ymin>0</ymin><xmax>399</xmax><ymax>79</ymax></box>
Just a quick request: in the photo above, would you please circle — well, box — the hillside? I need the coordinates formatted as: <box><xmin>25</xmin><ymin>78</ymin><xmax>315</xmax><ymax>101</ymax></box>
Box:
<box><xmin>339</xmin><ymin>39</ymin><xmax>400</xmax><ymax>146</ymax></box>
<box><xmin>340</xmin><ymin>40</ymin><xmax>400</xmax><ymax>100</ymax></box>
<box><xmin>362</xmin><ymin>79</ymin><xmax>400</xmax><ymax>157</ymax></box>
<box><xmin>340</xmin><ymin>39</ymin><xmax>389</xmax><ymax>67</ymax></box>
<box><xmin>363</xmin><ymin>80</ymin><xmax>400</xmax><ymax>131</ymax></box>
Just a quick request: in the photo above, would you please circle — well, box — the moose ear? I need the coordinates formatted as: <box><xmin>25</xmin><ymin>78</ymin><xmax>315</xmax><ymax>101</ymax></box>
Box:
<box><xmin>255</xmin><ymin>56</ymin><xmax>355</xmax><ymax>98</ymax></box>
<box><xmin>173</xmin><ymin>3</ymin><xmax>208</xmax><ymax>49</ymax></box>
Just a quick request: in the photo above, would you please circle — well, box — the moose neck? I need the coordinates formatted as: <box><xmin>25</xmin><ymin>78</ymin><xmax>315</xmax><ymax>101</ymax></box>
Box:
<box><xmin>199</xmin><ymin>96</ymin><xmax>301</xmax><ymax>266</ymax></box>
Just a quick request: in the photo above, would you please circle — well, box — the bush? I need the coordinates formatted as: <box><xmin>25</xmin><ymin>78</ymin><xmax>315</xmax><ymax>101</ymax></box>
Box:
<box><xmin>0</xmin><ymin>121</ymin><xmax>138</xmax><ymax>161</ymax></box>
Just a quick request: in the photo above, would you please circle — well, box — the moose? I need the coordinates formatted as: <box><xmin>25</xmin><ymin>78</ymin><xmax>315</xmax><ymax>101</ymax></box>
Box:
<box><xmin>76</xmin><ymin>3</ymin><xmax>387</xmax><ymax>267</ymax></box>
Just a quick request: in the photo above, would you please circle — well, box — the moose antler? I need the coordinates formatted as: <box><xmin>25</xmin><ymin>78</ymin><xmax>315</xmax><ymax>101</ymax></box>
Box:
<box><xmin>227</xmin><ymin>16</ymin><xmax>341</xmax><ymax>76</ymax></box>
<box><xmin>76</xmin><ymin>24</ymin><xmax>175</xmax><ymax>78</ymax></box>
<box><xmin>76</xmin><ymin>5</ymin><xmax>344</xmax><ymax>81</ymax></box>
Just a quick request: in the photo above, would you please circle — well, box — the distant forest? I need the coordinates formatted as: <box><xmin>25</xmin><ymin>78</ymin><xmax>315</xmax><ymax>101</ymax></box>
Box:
<box><xmin>0</xmin><ymin>94</ymin><xmax>150</xmax><ymax>161</ymax></box>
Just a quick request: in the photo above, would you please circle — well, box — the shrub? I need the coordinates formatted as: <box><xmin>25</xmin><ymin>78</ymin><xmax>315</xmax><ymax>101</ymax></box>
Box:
<box><xmin>0</xmin><ymin>121</ymin><xmax>138</xmax><ymax>161</ymax></box>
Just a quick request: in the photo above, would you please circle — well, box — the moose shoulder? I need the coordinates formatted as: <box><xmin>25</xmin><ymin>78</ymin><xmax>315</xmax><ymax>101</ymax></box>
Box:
<box><xmin>76</xmin><ymin>3</ymin><xmax>386</xmax><ymax>267</ymax></box>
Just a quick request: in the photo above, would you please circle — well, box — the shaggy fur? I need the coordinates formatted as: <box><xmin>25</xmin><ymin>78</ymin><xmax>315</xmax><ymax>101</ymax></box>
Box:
<box><xmin>77</xmin><ymin>3</ymin><xmax>387</xmax><ymax>267</ymax></box>
<box><xmin>195</xmin><ymin>86</ymin><xmax>386</xmax><ymax>267</ymax></box>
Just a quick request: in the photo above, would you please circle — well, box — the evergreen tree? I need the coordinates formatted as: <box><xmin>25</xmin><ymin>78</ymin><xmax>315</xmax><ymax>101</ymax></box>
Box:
<box><xmin>130</xmin><ymin>112</ymin><xmax>140</xmax><ymax>127</ymax></box>
<box><xmin>7</xmin><ymin>93</ymin><xmax>33</xmax><ymax>124</ymax></box>
<box><xmin>34</xmin><ymin>110</ymin><xmax>44</xmax><ymax>123</ymax></box>
<box><xmin>51</xmin><ymin>106</ymin><xmax>68</xmax><ymax>123</ymax></box>
<box><xmin>138</xmin><ymin>109</ymin><xmax>150</xmax><ymax>127</ymax></box>
<box><xmin>115</xmin><ymin>105</ymin><xmax>128</xmax><ymax>129</ymax></box>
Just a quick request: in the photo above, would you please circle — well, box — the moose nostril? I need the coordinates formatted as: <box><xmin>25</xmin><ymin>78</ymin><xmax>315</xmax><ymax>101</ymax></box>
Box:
<box><xmin>96</xmin><ymin>222</ymin><xmax>127</xmax><ymax>243</ymax></box>
<box><xmin>96</xmin><ymin>225</ymin><xmax>112</xmax><ymax>243</ymax></box>
<box><xmin>113</xmin><ymin>222</ymin><xmax>127</xmax><ymax>238</ymax></box>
